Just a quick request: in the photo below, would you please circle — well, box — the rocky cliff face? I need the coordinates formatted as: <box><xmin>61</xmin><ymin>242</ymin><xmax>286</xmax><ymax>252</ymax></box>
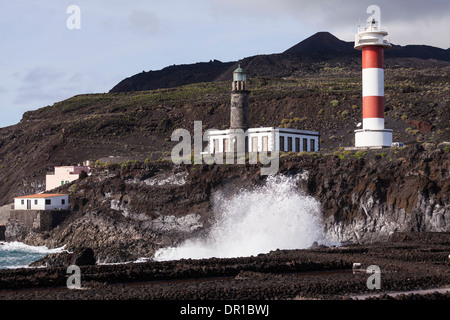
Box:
<box><xmin>12</xmin><ymin>144</ymin><xmax>450</xmax><ymax>264</ymax></box>
<box><xmin>299</xmin><ymin>145</ymin><xmax>449</xmax><ymax>243</ymax></box>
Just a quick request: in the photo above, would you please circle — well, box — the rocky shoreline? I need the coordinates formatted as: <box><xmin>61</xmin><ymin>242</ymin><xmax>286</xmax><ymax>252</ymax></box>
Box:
<box><xmin>0</xmin><ymin>232</ymin><xmax>449</xmax><ymax>300</ymax></box>
<box><xmin>0</xmin><ymin>145</ymin><xmax>449</xmax><ymax>303</ymax></box>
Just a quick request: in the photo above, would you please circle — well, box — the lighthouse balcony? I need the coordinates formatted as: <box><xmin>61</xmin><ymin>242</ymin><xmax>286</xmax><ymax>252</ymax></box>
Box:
<box><xmin>355</xmin><ymin>33</ymin><xmax>391</xmax><ymax>49</ymax></box>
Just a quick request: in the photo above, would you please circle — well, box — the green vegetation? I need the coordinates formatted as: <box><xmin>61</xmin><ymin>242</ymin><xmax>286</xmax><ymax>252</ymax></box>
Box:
<box><xmin>330</xmin><ymin>100</ymin><xmax>339</xmax><ymax>107</ymax></box>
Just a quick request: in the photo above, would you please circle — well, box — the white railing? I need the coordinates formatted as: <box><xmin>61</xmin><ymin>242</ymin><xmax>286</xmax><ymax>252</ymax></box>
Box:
<box><xmin>358</xmin><ymin>25</ymin><xmax>388</xmax><ymax>34</ymax></box>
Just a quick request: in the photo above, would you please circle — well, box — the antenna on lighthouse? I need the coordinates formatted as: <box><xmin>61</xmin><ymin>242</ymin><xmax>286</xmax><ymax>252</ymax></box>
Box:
<box><xmin>367</xmin><ymin>5</ymin><xmax>381</xmax><ymax>26</ymax></box>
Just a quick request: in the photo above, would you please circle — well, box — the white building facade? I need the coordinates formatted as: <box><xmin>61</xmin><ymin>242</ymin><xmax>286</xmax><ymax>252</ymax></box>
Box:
<box><xmin>207</xmin><ymin>127</ymin><xmax>319</xmax><ymax>154</ymax></box>
<box><xmin>14</xmin><ymin>194</ymin><xmax>70</xmax><ymax>211</ymax></box>
<box><xmin>46</xmin><ymin>166</ymin><xmax>89</xmax><ymax>191</ymax></box>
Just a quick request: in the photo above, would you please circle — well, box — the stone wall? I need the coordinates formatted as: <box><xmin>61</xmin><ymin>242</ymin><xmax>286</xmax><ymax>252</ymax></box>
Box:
<box><xmin>8</xmin><ymin>210</ymin><xmax>70</xmax><ymax>231</ymax></box>
<box><xmin>0</xmin><ymin>204</ymin><xmax>13</xmax><ymax>225</ymax></box>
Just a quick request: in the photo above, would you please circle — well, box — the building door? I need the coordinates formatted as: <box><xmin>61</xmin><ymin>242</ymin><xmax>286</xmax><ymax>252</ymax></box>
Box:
<box><xmin>279</xmin><ymin>136</ymin><xmax>285</xmax><ymax>151</ymax></box>
<box><xmin>27</xmin><ymin>200</ymin><xmax>31</xmax><ymax>210</ymax></box>
<box><xmin>295</xmin><ymin>138</ymin><xmax>300</xmax><ymax>152</ymax></box>
<box><xmin>303</xmin><ymin>138</ymin><xmax>308</xmax><ymax>152</ymax></box>
<box><xmin>310</xmin><ymin>139</ymin><xmax>315</xmax><ymax>152</ymax></box>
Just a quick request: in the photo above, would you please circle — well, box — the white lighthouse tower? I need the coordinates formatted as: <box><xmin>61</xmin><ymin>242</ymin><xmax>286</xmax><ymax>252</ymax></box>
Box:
<box><xmin>354</xmin><ymin>5</ymin><xmax>393</xmax><ymax>148</ymax></box>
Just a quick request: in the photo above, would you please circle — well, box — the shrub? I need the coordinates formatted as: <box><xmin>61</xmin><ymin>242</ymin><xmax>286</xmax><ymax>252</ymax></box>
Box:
<box><xmin>330</xmin><ymin>100</ymin><xmax>339</xmax><ymax>107</ymax></box>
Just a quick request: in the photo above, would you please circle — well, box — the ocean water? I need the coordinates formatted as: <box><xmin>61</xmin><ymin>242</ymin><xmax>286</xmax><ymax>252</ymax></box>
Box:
<box><xmin>154</xmin><ymin>174</ymin><xmax>335</xmax><ymax>261</ymax></box>
<box><xmin>0</xmin><ymin>242</ymin><xmax>65</xmax><ymax>269</ymax></box>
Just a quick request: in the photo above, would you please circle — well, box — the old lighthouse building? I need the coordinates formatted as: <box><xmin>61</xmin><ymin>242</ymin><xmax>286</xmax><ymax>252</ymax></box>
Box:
<box><xmin>207</xmin><ymin>65</ymin><xmax>320</xmax><ymax>154</ymax></box>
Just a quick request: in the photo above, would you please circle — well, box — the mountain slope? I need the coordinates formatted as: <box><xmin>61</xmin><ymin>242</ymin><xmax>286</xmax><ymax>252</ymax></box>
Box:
<box><xmin>111</xmin><ymin>60</ymin><xmax>235</xmax><ymax>93</ymax></box>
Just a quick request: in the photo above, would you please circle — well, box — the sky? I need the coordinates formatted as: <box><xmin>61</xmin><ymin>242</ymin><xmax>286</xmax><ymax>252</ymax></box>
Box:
<box><xmin>0</xmin><ymin>0</ymin><xmax>449</xmax><ymax>128</ymax></box>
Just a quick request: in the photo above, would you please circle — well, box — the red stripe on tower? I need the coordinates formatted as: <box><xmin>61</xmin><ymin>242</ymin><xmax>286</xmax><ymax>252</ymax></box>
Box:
<box><xmin>362</xmin><ymin>96</ymin><xmax>385</xmax><ymax>118</ymax></box>
<box><xmin>362</xmin><ymin>46</ymin><xmax>383</xmax><ymax>69</ymax></box>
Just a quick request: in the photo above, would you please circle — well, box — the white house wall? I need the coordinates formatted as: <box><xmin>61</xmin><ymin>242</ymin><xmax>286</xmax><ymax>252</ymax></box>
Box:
<box><xmin>14</xmin><ymin>195</ymin><xmax>69</xmax><ymax>211</ymax></box>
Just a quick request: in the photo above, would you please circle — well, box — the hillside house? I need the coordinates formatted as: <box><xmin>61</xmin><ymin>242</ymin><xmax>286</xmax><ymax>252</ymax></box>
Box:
<box><xmin>14</xmin><ymin>194</ymin><xmax>70</xmax><ymax>211</ymax></box>
<box><xmin>46</xmin><ymin>166</ymin><xmax>89</xmax><ymax>191</ymax></box>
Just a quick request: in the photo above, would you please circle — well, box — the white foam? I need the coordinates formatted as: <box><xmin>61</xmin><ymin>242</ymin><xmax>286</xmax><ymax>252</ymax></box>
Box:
<box><xmin>154</xmin><ymin>175</ymin><xmax>333</xmax><ymax>261</ymax></box>
<box><xmin>0</xmin><ymin>241</ymin><xmax>66</xmax><ymax>254</ymax></box>
<box><xmin>0</xmin><ymin>242</ymin><xmax>67</xmax><ymax>269</ymax></box>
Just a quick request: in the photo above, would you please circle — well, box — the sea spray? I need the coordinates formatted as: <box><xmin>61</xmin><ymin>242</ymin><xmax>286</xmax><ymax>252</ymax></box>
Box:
<box><xmin>154</xmin><ymin>175</ymin><xmax>328</xmax><ymax>261</ymax></box>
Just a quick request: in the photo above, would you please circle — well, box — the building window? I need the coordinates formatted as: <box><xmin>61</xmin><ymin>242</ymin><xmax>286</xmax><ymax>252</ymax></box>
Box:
<box><xmin>61</xmin><ymin>181</ymin><xmax>65</xmax><ymax>186</ymax></box>
<box><xmin>262</xmin><ymin>136</ymin><xmax>268</xmax><ymax>152</ymax></box>
<box><xmin>252</xmin><ymin>137</ymin><xmax>258</xmax><ymax>152</ymax></box>
<box><xmin>223</xmin><ymin>139</ymin><xmax>229</xmax><ymax>153</ymax></box>
<box><xmin>45</xmin><ymin>199</ymin><xmax>51</xmax><ymax>205</ymax></box>
<box><xmin>287</xmin><ymin>137</ymin><xmax>293</xmax><ymax>152</ymax></box>
<box><xmin>303</xmin><ymin>138</ymin><xmax>308</xmax><ymax>152</ymax></box>
<box><xmin>279</xmin><ymin>136</ymin><xmax>285</xmax><ymax>152</ymax></box>
<box><xmin>21</xmin><ymin>200</ymin><xmax>24</xmax><ymax>205</ymax></box>
<box><xmin>295</xmin><ymin>138</ymin><xmax>300</xmax><ymax>152</ymax></box>
<box><xmin>213</xmin><ymin>139</ymin><xmax>219</xmax><ymax>153</ymax></box>
<box><xmin>62</xmin><ymin>199</ymin><xmax>65</xmax><ymax>205</ymax></box>
<box><xmin>310</xmin><ymin>139</ymin><xmax>315</xmax><ymax>152</ymax></box>
<box><xmin>34</xmin><ymin>200</ymin><xmax>38</xmax><ymax>205</ymax></box>
<box><xmin>65</xmin><ymin>181</ymin><xmax>69</xmax><ymax>184</ymax></box>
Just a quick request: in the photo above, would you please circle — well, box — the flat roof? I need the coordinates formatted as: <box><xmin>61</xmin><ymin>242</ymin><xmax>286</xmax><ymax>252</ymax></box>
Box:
<box><xmin>14</xmin><ymin>194</ymin><xmax>69</xmax><ymax>199</ymax></box>
<box><xmin>207</xmin><ymin>127</ymin><xmax>319</xmax><ymax>136</ymax></box>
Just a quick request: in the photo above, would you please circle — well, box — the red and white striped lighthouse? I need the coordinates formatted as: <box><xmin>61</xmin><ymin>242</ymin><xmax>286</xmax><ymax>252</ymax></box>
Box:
<box><xmin>354</xmin><ymin>5</ymin><xmax>393</xmax><ymax>148</ymax></box>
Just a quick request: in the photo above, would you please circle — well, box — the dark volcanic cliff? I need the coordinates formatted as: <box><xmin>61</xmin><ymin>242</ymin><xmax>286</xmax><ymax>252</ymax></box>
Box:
<box><xmin>8</xmin><ymin>145</ymin><xmax>449</xmax><ymax>264</ymax></box>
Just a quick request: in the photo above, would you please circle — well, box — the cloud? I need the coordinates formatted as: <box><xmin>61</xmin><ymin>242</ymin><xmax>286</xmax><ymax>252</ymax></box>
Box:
<box><xmin>128</xmin><ymin>10</ymin><xmax>161</xmax><ymax>36</ymax></box>
<box><xmin>13</xmin><ymin>66</ymin><xmax>72</xmax><ymax>105</ymax></box>
<box><xmin>20</xmin><ymin>66</ymin><xmax>66</xmax><ymax>85</ymax></box>
<box><xmin>209</xmin><ymin>0</ymin><xmax>450</xmax><ymax>48</ymax></box>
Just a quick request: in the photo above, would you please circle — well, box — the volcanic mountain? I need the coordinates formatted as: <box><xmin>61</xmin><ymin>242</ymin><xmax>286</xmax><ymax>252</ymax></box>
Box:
<box><xmin>283</xmin><ymin>31</ymin><xmax>354</xmax><ymax>54</ymax></box>
<box><xmin>110</xmin><ymin>32</ymin><xmax>450</xmax><ymax>93</ymax></box>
